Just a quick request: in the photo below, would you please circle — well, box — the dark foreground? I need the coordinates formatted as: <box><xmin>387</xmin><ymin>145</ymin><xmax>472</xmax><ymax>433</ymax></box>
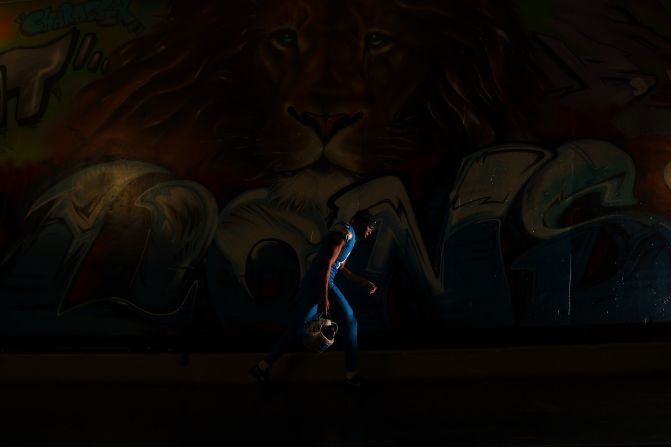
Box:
<box><xmin>2</xmin><ymin>375</ymin><xmax>671</xmax><ymax>446</ymax></box>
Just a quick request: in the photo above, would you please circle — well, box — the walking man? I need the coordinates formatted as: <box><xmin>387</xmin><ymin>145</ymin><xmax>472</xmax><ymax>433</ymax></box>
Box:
<box><xmin>250</xmin><ymin>209</ymin><xmax>378</xmax><ymax>387</ymax></box>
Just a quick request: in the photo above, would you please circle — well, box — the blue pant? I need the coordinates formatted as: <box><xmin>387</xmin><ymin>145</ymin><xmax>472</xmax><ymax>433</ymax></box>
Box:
<box><xmin>265</xmin><ymin>279</ymin><xmax>358</xmax><ymax>372</ymax></box>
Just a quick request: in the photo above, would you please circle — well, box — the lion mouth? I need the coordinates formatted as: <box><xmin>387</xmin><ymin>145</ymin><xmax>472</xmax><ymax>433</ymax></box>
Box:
<box><xmin>278</xmin><ymin>156</ymin><xmax>365</xmax><ymax>180</ymax></box>
<box><xmin>287</xmin><ymin>106</ymin><xmax>364</xmax><ymax>146</ymax></box>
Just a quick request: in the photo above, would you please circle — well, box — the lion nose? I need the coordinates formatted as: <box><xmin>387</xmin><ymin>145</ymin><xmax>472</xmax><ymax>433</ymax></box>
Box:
<box><xmin>288</xmin><ymin>107</ymin><xmax>364</xmax><ymax>145</ymax></box>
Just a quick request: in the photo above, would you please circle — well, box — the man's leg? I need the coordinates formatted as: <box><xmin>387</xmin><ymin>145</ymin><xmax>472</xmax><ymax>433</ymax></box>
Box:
<box><xmin>264</xmin><ymin>297</ymin><xmax>318</xmax><ymax>367</ymax></box>
<box><xmin>251</xmin><ymin>294</ymin><xmax>318</xmax><ymax>381</ymax></box>
<box><xmin>328</xmin><ymin>282</ymin><xmax>358</xmax><ymax>374</ymax></box>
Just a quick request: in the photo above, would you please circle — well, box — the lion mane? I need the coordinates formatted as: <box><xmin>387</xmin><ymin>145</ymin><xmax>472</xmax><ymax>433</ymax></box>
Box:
<box><xmin>48</xmin><ymin>0</ymin><xmax>540</xmax><ymax>193</ymax></box>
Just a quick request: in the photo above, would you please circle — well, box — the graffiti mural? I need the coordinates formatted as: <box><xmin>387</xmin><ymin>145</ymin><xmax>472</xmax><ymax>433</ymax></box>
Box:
<box><xmin>2</xmin><ymin>0</ymin><xmax>671</xmax><ymax>343</ymax></box>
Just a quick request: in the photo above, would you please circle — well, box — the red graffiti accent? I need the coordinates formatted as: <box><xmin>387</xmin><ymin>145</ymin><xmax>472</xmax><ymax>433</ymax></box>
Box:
<box><xmin>259</xmin><ymin>278</ymin><xmax>282</xmax><ymax>300</ymax></box>
<box><xmin>558</xmin><ymin>196</ymin><xmax>603</xmax><ymax>228</ymax></box>
<box><xmin>66</xmin><ymin>265</ymin><xmax>104</xmax><ymax>309</ymax></box>
<box><xmin>48</xmin><ymin>123</ymin><xmax>270</xmax><ymax>196</ymax></box>
<box><xmin>499</xmin><ymin>229</ymin><xmax>515</xmax><ymax>258</ymax></box>
<box><xmin>191</xmin><ymin>164</ymin><xmax>271</xmax><ymax>198</ymax></box>
<box><xmin>0</xmin><ymin>16</ymin><xmax>13</xmax><ymax>43</ymax></box>
<box><xmin>63</xmin><ymin>233</ymin><xmax>113</xmax><ymax>309</ymax></box>
<box><xmin>405</xmin><ymin>152</ymin><xmax>444</xmax><ymax>202</ymax></box>
<box><xmin>0</xmin><ymin>162</ymin><xmax>52</xmax><ymax>194</ymax></box>
<box><xmin>627</xmin><ymin>136</ymin><xmax>671</xmax><ymax>219</ymax></box>
<box><xmin>0</xmin><ymin>162</ymin><xmax>53</xmax><ymax>252</ymax></box>
<box><xmin>530</xmin><ymin>103</ymin><xmax>624</xmax><ymax>141</ymax></box>
<box><xmin>582</xmin><ymin>235</ymin><xmax>619</xmax><ymax>288</ymax></box>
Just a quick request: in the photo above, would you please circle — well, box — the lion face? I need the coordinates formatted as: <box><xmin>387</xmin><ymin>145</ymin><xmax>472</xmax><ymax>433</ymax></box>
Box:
<box><xmin>52</xmin><ymin>0</ymin><xmax>535</xmax><ymax>196</ymax></box>
<box><xmin>237</xmin><ymin>0</ymin><xmax>432</xmax><ymax>177</ymax></box>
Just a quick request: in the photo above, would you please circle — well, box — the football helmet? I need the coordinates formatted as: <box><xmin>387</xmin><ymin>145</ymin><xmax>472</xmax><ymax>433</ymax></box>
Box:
<box><xmin>303</xmin><ymin>314</ymin><xmax>338</xmax><ymax>353</ymax></box>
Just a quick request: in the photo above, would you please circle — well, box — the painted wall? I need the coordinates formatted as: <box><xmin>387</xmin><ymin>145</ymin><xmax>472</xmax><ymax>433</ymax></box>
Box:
<box><xmin>1</xmin><ymin>0</ymin><xmax>671</xmax><ymax>343</ymax></box>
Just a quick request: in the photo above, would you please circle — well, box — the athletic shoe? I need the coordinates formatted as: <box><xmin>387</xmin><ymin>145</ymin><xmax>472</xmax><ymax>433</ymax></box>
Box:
<box><xmin>250</xmin><ymin>364</ymin><xmax>270</xmax><ymax>382</ymax></box>
<box><xmin>345</xmin><ymin>373</ymin><xmax>362</xmax><ymax>388</ymax></box>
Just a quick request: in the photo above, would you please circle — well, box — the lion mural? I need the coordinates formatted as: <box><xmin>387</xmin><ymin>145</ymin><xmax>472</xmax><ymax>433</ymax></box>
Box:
<box><xmin>0</xmin><ymin>0</ymin><xmax>539</xmax><ymax>335</ymax></box>
<box><xmin>7</xmin><ymin>0</ymin><xmax>667</xmax><ymax>336</ymax></box>
<box><xmin>49</xmin><ymin>0</ymin><xmax>539</xmax><ymax>192</ymax></box>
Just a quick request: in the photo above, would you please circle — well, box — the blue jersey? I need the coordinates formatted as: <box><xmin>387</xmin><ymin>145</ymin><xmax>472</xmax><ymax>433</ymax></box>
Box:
<box><xmin>328</xmin><ymin>222</ymin><xmax>357</xmax><ymax>279</ymax></box>
<box><xmin>305</xmin><ymin>221</ymin><xmax>357</xmax><ymax>284</ymax></box>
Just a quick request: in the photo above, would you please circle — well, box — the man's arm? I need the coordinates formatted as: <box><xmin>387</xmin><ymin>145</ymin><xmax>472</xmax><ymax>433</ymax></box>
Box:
<box><xmin>318</xmin><ymin>232</ymin><xmax>346</xmax><ymax>315</ymax></box>
<box><xmin>339</xmin><ymin>266</ymin><xmax>378</xmax><ymax>295</ymax></box>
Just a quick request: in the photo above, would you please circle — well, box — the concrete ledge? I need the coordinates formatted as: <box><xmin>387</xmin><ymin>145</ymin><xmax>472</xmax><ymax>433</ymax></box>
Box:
<box><xmin>1</xmin><ymin>343</ymin><xmax>671</xmax><ymax>383</ymax></box>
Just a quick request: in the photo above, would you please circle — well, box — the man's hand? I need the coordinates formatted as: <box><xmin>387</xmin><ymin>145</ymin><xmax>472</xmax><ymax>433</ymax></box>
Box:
<box><xmin>363</xmin><ymin>280</ymin><xmax>377</xmax><ymax>295</ymax></box>
<box><xmin>340</xmin><ymin>266</ymin><xmax>377</xmax><ymax>295</ymax></box>
<box><xmin>319</xmin><ymin>298</ymin><xmax>330</xmax><ymax>315</ymax></box>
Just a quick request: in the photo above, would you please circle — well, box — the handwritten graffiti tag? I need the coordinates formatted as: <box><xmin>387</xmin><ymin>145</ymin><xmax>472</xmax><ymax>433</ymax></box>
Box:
<box><xmin>0</xmin><ymin>28</ymin><xmax>110</xmax><ymax>128</ymax></box>
<box><xmin>16</xmin><ymin>0</ymin><xmax>144</xmax><ymax>36</ymax></box>
<box><xmin>0</xmin><ymin>30</ymin><xmax>77</xmax><ymax>126</ymax></box>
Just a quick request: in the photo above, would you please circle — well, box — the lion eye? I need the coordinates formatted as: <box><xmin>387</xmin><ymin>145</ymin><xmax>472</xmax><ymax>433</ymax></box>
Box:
<box><xmin>365</xmin><ymin>32</ymin><xmax>392</xmax><ymax>51</ymax></box>
<box><xmin>270</xmin><ymin>29</ymin><xmax>298</xmax><ymax>48</ymax></box>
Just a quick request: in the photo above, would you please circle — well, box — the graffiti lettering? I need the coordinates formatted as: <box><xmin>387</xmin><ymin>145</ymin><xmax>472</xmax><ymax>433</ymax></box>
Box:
<box><xmin>522</xmin><ymin>140</ymin><xmax>638</xmax><ymax>239</ymax></box>
<box><xmin>445</xmin><ymin>144</ymin><xmax>553</xmax><ymax>238</ymax></box>
<box><xmin>0</xmin><ymin>29</ymin><xmax>77</xmax><ymax>126</ymax></box>
<box><xmin>16</xmin><ymin>0</ymin><xmax>143</xmax><ymax>36</ymax></box>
